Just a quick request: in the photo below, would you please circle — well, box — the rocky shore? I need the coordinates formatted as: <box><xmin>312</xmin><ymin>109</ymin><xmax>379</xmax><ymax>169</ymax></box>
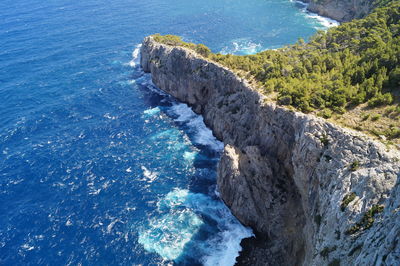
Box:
<box><xmin>140</xmin><ymin>36</ymin><xmax>400</xmax><ymax>265</ymax></box>
<box><xmin>302</xmin><ymin>0</ymin><xmax>374</xmax><ymax>22</ymax></box>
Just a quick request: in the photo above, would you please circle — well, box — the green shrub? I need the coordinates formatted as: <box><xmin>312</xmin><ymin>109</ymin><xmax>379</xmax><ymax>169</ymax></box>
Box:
<box><xmin>319</xmin><ymin>108</ymin><xmax>333</xmax><ymax>119</ymax></box>
<box><xmin>368</xmin><ymin>93</ymin><xmax>393</xmax><ymax>107</ymax></box>
<box><xmin>371</xmin><ymin>114</ymin><xmax>381</xmax><ymax>121</ymax></box>
<box><xmin>320</xmin><ymin>134</ymin><xmax>329</xmax><ymax>146</ymax></box>
<box><xmin>151</xmin><ymin>0</ymin><xmax>400</xmax><ymax>142</ymax></box>
<box><xmin>385</xmin><ymin>106</ymin><xmax>396</xmax><ymax>115</ymax></box>
<box><xmin>361</xmin><ymin>113</ymin><xmax>370</xmax><ymax>121</ymax></box>
<box><xmin>278</xmin><ymin>95</ymin><xmax>292</xmax><ymax>105</ymax></box>
<box><xmin>341</xmin><ymin>192</ymin><xmax>356</xmax><ymax>211</ymax></box>
<box><xmin>153</xmin><ymin>34</ymin><xmax>185</xmax><ymax>46</ymax></box>
<box><xmin>349</xmin><ymin>161</ymin><xmax>360</xmax><ymax>171</ymax></box>
<box><xmin>385</xmin><ymin>127</ymin><xmax>400</xmax><ymax>139</ymax></box>
<box><xmin>346</xmin><ymin>205</ymin><xmax>384</xmax><ymax>235</ymax></box>
<box><xmin>195</xmin><ymin>44</ymin><xmax>211</xmax><ymax>58</ymax></box>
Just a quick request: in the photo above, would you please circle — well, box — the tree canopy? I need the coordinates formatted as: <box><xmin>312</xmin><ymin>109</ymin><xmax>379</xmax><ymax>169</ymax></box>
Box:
<box><xmin>152</xmin><ymin>0</ymin><xmax>400</xmax><ymax>144</ymax></box>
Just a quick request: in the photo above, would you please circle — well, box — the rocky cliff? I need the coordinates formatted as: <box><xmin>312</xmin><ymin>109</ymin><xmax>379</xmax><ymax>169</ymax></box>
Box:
<box><xmin>140</xmin><ymin>36</ymin><xmax>400</xmax><ymax>266</ymax></box>
<box><xmin>303</xmin><ymin>0</ymin><xmax>374</xmax><ymax>22</ymax></box>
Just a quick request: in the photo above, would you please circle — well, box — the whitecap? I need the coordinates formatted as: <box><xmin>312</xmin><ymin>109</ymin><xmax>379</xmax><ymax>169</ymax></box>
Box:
<box><xmin>88</xmin><ymin>188</ymin><xmax>101</xmax><ymax>195</ymax></box>
<box><xmin>183</xmin><ymin>151</ymin><xmax>197</xmax><ymax>164</ymax></box>
<box><xmin>107</xmin><ymin>219</ymin><xmax>120</xmax><ymax>233</ymax></box>
<box><xmin>169</xmin><ymin>103</ymin><xmax>223</xmax><ymax>151</ymax></box>
<box><xmin>295</xmin><ymin>1</ymin><xmax>339</xmax><ymax>29</ymax></box>
<box><xmin>103</xmin><ymin>113</ymin><xmax>117</xmax><ymax>120</ymax></box>
<box><xmin>202</xmin><ymin>223</ymin><xmax>252</xmax><ymax>266</ymax></box>
<box><xmin>21</xmin><ymin>244</ymin><xmax>34</xmax><ymax>251</ymax></box>
<box><xmin>127</xmin><ymin>44</ymin><xmax>142</xmax><ymax>67</ymax></box>
<box><xmin>118</xmin><ymin>79</ymin><xmax>136</xmax><ymax>86</ymax></box>
<box><xmin>140</xmin><ymin>166</ymin><xmax>158</xmax><ymax>183</ymax></box>
<box><xmin>143</xmin><ymin>107</ymin><xmax>161</xmax><ymax>117</ymax></box>
<box><xmin>138</xmin><ymin>208</ymin><xmax>204</xmax><ymax>260</ymax></box>
<box><xmin>306</xmin><ymin>12</ymin><xmax>340</xmax><ymax>28</ymax></box>
<box><xmin>220</xmin><ymin>38</ymin><xmax>262</xmax><ymax>55</ymax></box>
<box><xmin>138</xmin><ymin>188</ymin><xmax>252</xmax><ymax>264</ymax></box>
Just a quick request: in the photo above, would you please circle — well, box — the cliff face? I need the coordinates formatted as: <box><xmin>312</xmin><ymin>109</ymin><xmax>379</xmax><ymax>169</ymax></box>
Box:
<box><xmin>304</xmin><ymin>0</ymin><xmax>374</xmax><ymax>22</ymax></box>
<box><xmin>140</xmin><ymin>37</ymin><xmax>400</xmax><ymax>265</ymax></box>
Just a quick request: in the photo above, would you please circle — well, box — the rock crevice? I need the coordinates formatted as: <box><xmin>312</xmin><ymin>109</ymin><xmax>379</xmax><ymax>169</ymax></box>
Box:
<box><xmin>140</xmin><ymin>37</ymin><xmax>400</xmax><ymax>265</ymax></box>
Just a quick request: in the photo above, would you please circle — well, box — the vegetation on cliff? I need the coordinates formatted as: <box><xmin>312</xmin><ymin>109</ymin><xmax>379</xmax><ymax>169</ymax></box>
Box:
<box><xmin>152</xmin><ymin>0</ymin><xmax>400</xmax><ymax>144</ymax></box>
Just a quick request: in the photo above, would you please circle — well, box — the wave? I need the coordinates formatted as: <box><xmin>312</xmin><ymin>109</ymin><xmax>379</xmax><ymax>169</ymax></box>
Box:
<box><xmin>143</xmin><ymin>106</ymin><xmax>161</xmax><ymax>117</ymax></box>
<box><xmin>169</xmin><ymin>103</ymin><xmax>223</xmax><ymax>151</ymax></box>
<box><xmin>136</xmin><ymin>47</ymin><xmax>249</xmax><ymax>265</ymax></box>
<box><xmin>138</xmin><ymin>188</ymin><xmax>253</xmax><ymax>264</ymax></box>
<box><xmin>220</xmin><ymin>38</ymin><xmax>263</xmax><ymax>55</ymax></box>
<box><xmin>294</xmin><ymin>0</ymin><xmax>339</xmax><ymax>29</ymax></box>
<box><xmin>127</xmin><ymin>44</ymin><xmax>142</xmax><ymax>67</ymax></box>
<box><xmin>140</xmin><ymin>166</ymin><xmax>158</xmax><ymax>183</ymax></box>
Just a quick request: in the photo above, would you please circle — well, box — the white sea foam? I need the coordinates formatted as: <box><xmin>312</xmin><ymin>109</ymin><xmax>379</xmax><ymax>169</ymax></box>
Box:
<box><xmin>306</xmin><ymin>12</ymin><xmax>340</xmax><ymax>28</ymax></box>
<box><xmin>138</xmin><ymin>188</ymin><xmax>252</xmax><ymax>264</ymax></box>
<box><xmin>103</xmin><ymin>113</ymin><xmax>117</xmax><ymax>120</ymax></box>
<box><xmin>143</xmin><ymin>107</ymin><xmax>161</xmax><ymax>117</ymax></box>
<box><xmin>295</xmin><ymin>0</ymin><xmax>339</xmax><ymax>29</ymax></box>
<box><xmin>140</xmin><ymin>166</ymin><xmax>158</xmax><ymax>183</ymax></box>
<box><xmin>118</xmin><ymin>79</ymin><xmax>136</xmax><ymax>86</ymax></box>
<box><xmin>170</xmin><ymin>103</ymin><xmax>223</xmax><ymax>151</ymax></box>
<box><xmin>183</xmin><ymin>151</ymin><xmax>197</xmax><ymax>164</ymax></box>
<box><xmin>220</xmin><ymin>38</ymin><xmax>262</xmax><ymax>55</ymax></box>
<box><xmin>21</xmin><ymin>244</ymin><xmax>35</xmax><ymax>251</ymax></box>
<box><xmin>128</xmin><ymin>44</ymin><xmax>142</xmax><ymax>67</ymax></box>
<box><xmin>107</xmin><ymin>219</ymin><xmax>120</xmax><ymax>233</ymax></box>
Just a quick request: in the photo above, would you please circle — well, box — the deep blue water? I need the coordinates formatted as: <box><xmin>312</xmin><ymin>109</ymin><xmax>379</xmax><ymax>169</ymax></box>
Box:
<box><xmin>0</xmin><ymin>0</ymin><xmax>334</xmax><ymax>265</ymax></box>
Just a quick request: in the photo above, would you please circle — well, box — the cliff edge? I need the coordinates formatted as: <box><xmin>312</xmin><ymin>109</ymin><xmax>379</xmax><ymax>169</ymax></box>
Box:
<box><xmin>140</xmin><ymin>36</ymin><xmax>400</xmax><ymax>265</ymax></box>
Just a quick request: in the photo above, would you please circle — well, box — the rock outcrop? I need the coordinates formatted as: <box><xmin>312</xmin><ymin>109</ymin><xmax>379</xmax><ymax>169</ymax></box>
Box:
<box><xmin>140</xmin><ymin>36</ymin><xmax>400</xmax><ymax>265</ymax></box>
<box><xmin>303</xmin><ymin>0</ymin><xmax>374</xmax><ymax>22</ymax></box>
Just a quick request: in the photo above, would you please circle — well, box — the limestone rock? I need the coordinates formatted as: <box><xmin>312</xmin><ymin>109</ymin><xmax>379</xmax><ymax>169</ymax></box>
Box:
<box><xmin>140</xmin><ymin>36</ymin><xmax>400</xmax><ymax>265</ymax></box>
<box><xmin>304</xmin><ymin>0</ymin><xmax>374</xmax><ymax>22</ymax></box>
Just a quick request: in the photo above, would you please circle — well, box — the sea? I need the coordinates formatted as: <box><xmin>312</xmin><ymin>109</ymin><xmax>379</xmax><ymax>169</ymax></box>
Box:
<box><xmin>0</xmin><ymin>0</ymin><xmax>337</xmax><ymax>265</ymax></box>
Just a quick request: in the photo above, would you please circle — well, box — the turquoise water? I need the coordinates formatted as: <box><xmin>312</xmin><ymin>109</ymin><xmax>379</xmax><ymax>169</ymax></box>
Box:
<box><xmin>0</xmin><ymin>0</ymin><xmax>333</xmax><ymax>264</ymax></box>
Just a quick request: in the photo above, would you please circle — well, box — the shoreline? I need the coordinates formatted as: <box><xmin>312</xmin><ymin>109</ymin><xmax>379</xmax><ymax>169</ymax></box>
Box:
<box><xmin>295</xmin><ymin>0</ymin><xmax>340</xmax><ymax>28</ymax></box>
<box><xmin>140</xmin><ymin>36</ymin><xmax>400</xmax><ymax>265</ymax></box>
